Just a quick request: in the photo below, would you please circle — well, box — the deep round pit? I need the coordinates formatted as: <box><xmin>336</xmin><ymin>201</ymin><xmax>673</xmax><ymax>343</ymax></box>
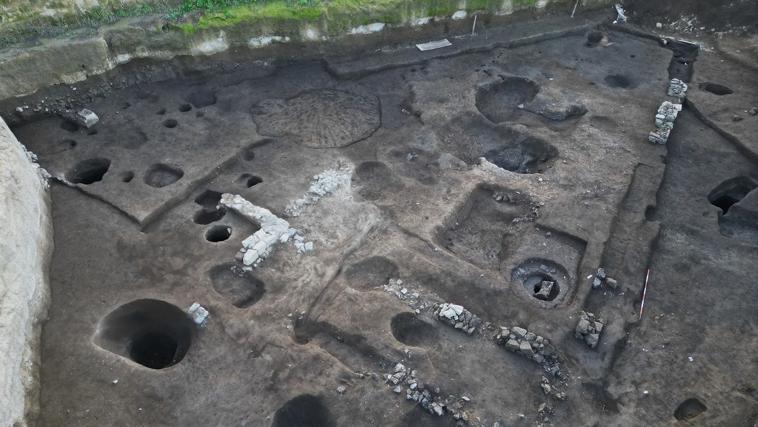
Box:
<box><xmin>129</xmin><ymin>332</ymin><xmax>178</xmax><ymax>369</ymax></box>
<box><xmin>92</xmin><ymin>299</ymin><xmax>193</xmax><ymax>370</ymax></box>
<box><xmin>194</xmin><ymin>207</ymin><xmax>227</xmax><ymax>225</ymax></box>
<box><xmin>206</xmin><ymin>225</ymin><xmax>232</xmax><ymax>242</ymax></box>
<box><xmin>511</xmin><ymin>259</ymin><xmax>568</xmax><ymax>305</ymax></box>
<box><xmin>66</xmin><ymin>158</ymin><xmax>111</xmax><ymax>184</ymax></box>
<box><xmin>523</xmin><ymin>272</ymin><xmax>560</xmax><ymax>301</ymax></box>
<box><xmin>163</xmin><ymin>119</ymin><xmax>178</xmax><ymax>128</ymax></box>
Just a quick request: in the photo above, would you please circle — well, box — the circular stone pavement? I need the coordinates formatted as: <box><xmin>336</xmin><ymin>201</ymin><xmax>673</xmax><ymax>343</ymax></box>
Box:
<box><xmin>252</xmin><ymin>89</ymin><xmax>380</xmax><ymax>148</ymax></box>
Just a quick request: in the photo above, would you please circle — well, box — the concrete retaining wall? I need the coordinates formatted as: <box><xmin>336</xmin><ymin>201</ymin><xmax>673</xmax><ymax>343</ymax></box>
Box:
<box><xmin>0</xmin><ymin>116</ymin><xmax>52</xmax><ymax>426</ymax></box>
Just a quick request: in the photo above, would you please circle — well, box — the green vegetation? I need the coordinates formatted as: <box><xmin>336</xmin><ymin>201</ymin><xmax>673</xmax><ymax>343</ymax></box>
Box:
<box><xmin>0</xmin><ymin>0</ymin><xmax>552</xmax><ymax>49</ymax></box>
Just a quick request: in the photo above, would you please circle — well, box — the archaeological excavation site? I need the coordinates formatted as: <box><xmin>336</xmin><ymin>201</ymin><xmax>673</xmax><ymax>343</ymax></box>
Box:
<box><xmin>1</xmin><ymin>0</ymin><xmax>757</xmax><ymax>425</ymax></box>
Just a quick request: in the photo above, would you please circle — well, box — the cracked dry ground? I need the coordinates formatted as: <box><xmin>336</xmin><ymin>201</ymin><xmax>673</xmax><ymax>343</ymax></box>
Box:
<box><xmin>12</xmin><ymin>27</ymin><xmax>758</xmax><ymax>426</ymax></box>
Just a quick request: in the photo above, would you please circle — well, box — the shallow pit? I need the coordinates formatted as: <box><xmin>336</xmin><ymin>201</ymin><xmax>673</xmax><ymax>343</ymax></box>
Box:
<box><xmin>344</xmin><ymin>256</ymin><xmax>399</xmax><ymax>290</ymax></box>
<box><xmin>144</xmin><ymin>163</ymin><xmax>184</xmax><ymax>188</ymax></box>
<box><xmin>119</xmin><ymin>171</ymin><xmax>134</xmax><ymax>183</ymax></box>
<box><xmin>187</xmin><ymin>89</ymin><xmax>217</xmax><ymax>108</ymax></box>
<box><xmin>699</xmin><ymin>82</ymin><xmax>733</xmax><ymax>95</ymax></box>
<box><xmin>237</xmin><ymin>173</ymin><xmax>263</xmax><ymax>188</ymax></box>
<box><xmin>92</xmin><ymin>299</ymin><xmax>193</xmax><ymax>369</ymax></box>
<box><xmin>604</xmin><ymin>74</ymin><xmax>634</xmax><ymax>89</ymax></box>
<box><xmin>475</xmin><ymin>77</ymin><xmax>540</xmax><ymax>123</ymax></box>
<box><xmin>208</xmin><ymin>263</ymin><xmax>265</xmax><ymax>308</ymax></box>
<box><xmin>273</xmin><ymin>394</ymin><xmax>333</xmax><ymax>427</ymax></box>
<box><xmin>163</xmin><ymin>119</ymin><xmax>178</xmax><ymax>128</ymax></box>
<box><xmin>60</xmin><ymin>120</ymin><xmax>79</xmax><ymax>132</ymax></box>
<box><xmin>674</xmin><ymin>397</ymin><xmax>707</xmax><ymax>421</ymax></box>
<box><xmin>390</xmin><ymin>312</ymin><xmax>438</xmax><ymax>347</ymax></box>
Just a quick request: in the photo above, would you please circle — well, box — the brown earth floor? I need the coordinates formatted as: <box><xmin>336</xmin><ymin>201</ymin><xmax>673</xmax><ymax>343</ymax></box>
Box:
<box><xmin>8</xmin><ymin>12</ymin><xmax>758</xmax><ymax>427</ymax></box>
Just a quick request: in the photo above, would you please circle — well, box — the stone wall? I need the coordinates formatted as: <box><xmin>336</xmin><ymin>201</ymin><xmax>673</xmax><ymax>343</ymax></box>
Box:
<box><xmin>0</xmin><ymin>116</ymin><xmax>52</xmax><ymax>426</ymax></box>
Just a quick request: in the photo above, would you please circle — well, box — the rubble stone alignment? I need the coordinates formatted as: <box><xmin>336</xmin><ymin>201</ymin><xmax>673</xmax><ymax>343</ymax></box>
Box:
<box><xmin>433</xmin><ymin>303</ymin><xmax>482</xmax><ymax>335</ymax></box>
<box><xmin>667</xmin><ymin>78</ymin><xmax>689</xmax><ymax>99</ymax></box>
<box><xmin>385</xmin><ymin>363</ymin><xmax>472</xmax><ymax>423</ymax></box>
<box><xmin>649</xmin><ymin>101</ymin><xmax>683</xmax><ymax>144</ymax></box>
<box><xmin>284</xmin><ymin>164</ymin><xmax>352</xmax><ymax>217</ymax></box>
<box><xmin>220</xmin><ymin>194</ymin><xmax>310</xmax><ymax>268</ymax></box>
<box><xmin>574</xmin><ymin>311</ymin><xmax>604</xmax><ymax>349</ymax></box>
<box><xmin>0</xmin><ymin>117</ymin><xmax>52</xmax><ymax>425</ymax></box>
<box><xmin>649</xmin><ymin>78</ymin><xmax>688</xmax><ymax>145</ymax></box>
<box><xmin>494</xmin><ymin>326</ymin><xmax>563</xmax><ymax>378</ymax></box>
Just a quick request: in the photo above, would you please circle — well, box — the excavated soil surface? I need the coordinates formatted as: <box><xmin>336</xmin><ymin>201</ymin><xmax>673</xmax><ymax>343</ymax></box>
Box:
<box><xmin>9</xmin><ymin>16</ymin><xmax>758</xmax><ymax>427</ymax></box>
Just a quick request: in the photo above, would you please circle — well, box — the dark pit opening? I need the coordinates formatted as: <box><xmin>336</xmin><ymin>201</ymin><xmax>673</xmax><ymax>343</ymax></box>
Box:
<box><xmin>129</xmin><ymin>332</ymin><xmax>178</xmax><ymax>369</ymax></box>
<box><xmin>92</xmin><ymin>299</ymin><xmax>193</xmax><ymax>370</ymax></box>
<box><xmin>194</xmin><ymin>189</ymin><xmax>223</xmax><ymax>209</ymax></box>
<box><xmin>674</xmin><ymin>398</ymin><xmax>707</xmax><ymax>421</ymax></box>
<box><xmin>163</xmin><ymin>119</ymin><xmax>178</xmax><ymax>128</ymax></box>
<box><xmin>475</xmin><ymin>77</ymin><xmax>540</xmax><ymax>123</ymax></box>
<box><xmin>66</xmin><ymin>158</ymin><xmax>111</xmax><ymax>184</ymax></box>
<box><xmin>524</xmin><ymin>273</ymin><xmax>560</xmax><ymax>301</ymax></box>
<box><xmin>604</xmin><ymin>74</ymin><xmax>633</xmax><ymax>89</ymax></box>
<box><xmin>209</xmin><ymin>263</ymin><xmax>266</xmax><ymax>308</ymax></box>
<box><xmin>708</xmin><ymin>177</ymin><xmax>757</xmax><ymax>214</ymax></box>
<box><xmin>193</xmin><ymin>207</ymin><xmax>227</xmax><ymax>225</ymax></box>
<box><xmin>205</xmin><ymin>225</ymin><xmax>232</xmax><ymax>242</ymax></box>
<box><xmin>483</xmin><ymin>136</ymin><xmax>558</xmax><ymax>174</ymax></box>
<box><xmin>273</xmin><ymin>394</ymin><xmax>333</xmax><ymax>427</ymax></box>
<box><xmin>179</xmin><ymin>104</ymin><xmax>192</xmax><ymax>112</ymax></box>
<box><xmin>699</xmin><ymin>82</ymin><xmax>733</xmax><ymax>96</ymax></box>
<box><xmin>120</xmin><ymin>171</ymin><xmax>135</xmax><ymax>183</ymax></box>
<box><xmin>512</xmin><ymin>259</ymin><xmax>568</xmax><ymax>304</ymax></box>
<box><xmin>144</xmin><ymin>163</ymin><xmax>184</xmax><ymax>188</ymax></box>
<box><xmin>390</xmin><ymin>312</ymin><xmax>438</xmax><ymax>347</ymax></box>
<box><xmin>60</xmin><ymin>120</ymin><xmax>79</xmax><ymax>132</ymax></box>
<box><xmin>237</xmin><ymin>173</ymin><xmax>263</xmax><ymax>188</ymax></box>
